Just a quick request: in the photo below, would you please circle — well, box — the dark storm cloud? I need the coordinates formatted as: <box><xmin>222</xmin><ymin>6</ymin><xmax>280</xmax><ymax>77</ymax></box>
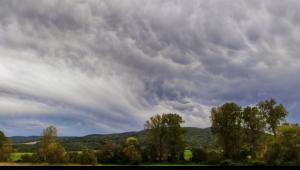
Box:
<box><xmin>1</xmin><ymin>0</ymin><xmax>300</xmax><ymax>135</ymax></box>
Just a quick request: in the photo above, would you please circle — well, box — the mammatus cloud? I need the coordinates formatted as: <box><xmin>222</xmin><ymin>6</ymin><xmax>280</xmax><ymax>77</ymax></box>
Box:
<box><xmin>0</xmin><ymin>0</ymin><xmax>300</xmax><ymax>136</ymax></box>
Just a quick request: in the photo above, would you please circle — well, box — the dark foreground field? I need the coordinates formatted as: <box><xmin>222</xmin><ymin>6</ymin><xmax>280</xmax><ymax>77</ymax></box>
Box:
<box><xmin>0</xmin><ymin>162</ymin><xmax>208</xmax><ymax>166</ymax></box>
<box><xmin>5</xmin><ymin>152</ymin><xmax>207</xmax><ymax>166</ymax></box>
<box><xmin>0</xmin><ymin>162</ymin><xmax>47</xmax><ymax>166</ymax></box>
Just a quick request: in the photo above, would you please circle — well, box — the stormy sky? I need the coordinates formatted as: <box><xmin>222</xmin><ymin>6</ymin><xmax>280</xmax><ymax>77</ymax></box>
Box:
<box><xmin>1</xmin><ymin>0</ymin><xmax>300</xmax><ymax>136</ymax></box>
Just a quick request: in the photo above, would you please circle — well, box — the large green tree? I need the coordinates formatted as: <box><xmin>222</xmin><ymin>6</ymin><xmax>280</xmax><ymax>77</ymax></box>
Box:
<box><xmin>122</xmin><ymin>137</ymin><xmax>142</xmax><ymax>165</ymax></box>
<box><xmin>0</xmin><ymin>130</ymin><xmax>13</xmax><ymax>162</ymax></box>
<box><xmin>144</xmin><ymin>114</ymin><xmax>166</xmax><ymax>161</ymax></box>
<box><xmin>264</xmin><ymin>123</ymin><xmax>300</xmax><ymax>165</ymax></box>
<box><xmin>0</xmin><ymin>131</ymin><xmax>5</xmax><ymax>148</ymax></box>
<box><xmin>144</xmin><ymin>113</ymin><xmax>185</xmax><ymax>162</ymax></box>
<box><xmin>97</xmin><ymin>143</ymin><xmax>123</xmax><ymax>164</ymax></box>
<box><xmin>257</xmin><ymin>98</ymin><xmax>288</xmax><ymax>136</ymax></box>
<box><xmin>211</xmin><ymin>102</ymin><xmax>242</xmax><ymax>159</ymax></box>
<box><xmin>162</xmin><ymin>113</ymin><xmax>185</xmax><ymax>162</ymax></box>
<box><xmin>78</xmin><ymin>149</ymin><xmax>97</xmax><ymax>165</ymax></box>
<box><xmin>37</xmin><ymin>126</ymin><xmax>67</xmax><ymax>163</ymax></box>
<box><xmin>242</xmin><ymin>106</ymin><xmax>266</xmax><ymax>159</ymax></box>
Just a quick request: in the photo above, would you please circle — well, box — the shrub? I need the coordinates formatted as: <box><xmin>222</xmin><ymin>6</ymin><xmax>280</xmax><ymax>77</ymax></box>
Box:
<box><xmin>264</xmin><ymin>124</ymin><xmax>300</xmax><ymax>165</ymax></box>
<box><xmin>78</xmin><ymin>149</ymin><xmax>97</xmax><ymax>165</ymax></box>
<box><xmin>97</xmin><ymin>143</ymin><xmax>123</xmax><ymax>164</ymax></box>
<box><xmin>284</xmin><ymin>160</ymin><xmax>300</xmax><ymax>166</ymax></box>
<box><xmin>39</xmin><ymin>142</ymin><xmax>67</xmax><ymax>164</ymax></box>
<box><xmin>0</xmin><ymin>142</ymin><xmax>13</xmax><ymax>162</ymax></box>
<box><xmin>140</xmin><ymin>148</ymin><xmax>150</xmax><ymax>163</ymax></box>
<box><xmin>30</xmin><ymin>153</ymin><xmax>43</xmax><ymax>163</ymax></box>
<box><xmin>66</xmin><ymin>152</ymin><xmax>80</xmax><ymax>164</ymax></box>
<box><xmin>219</xmin><ymin>159</ymin><xmax>233</xmax><ymax>166</ymax></box>
<box><xmin>246</xmin><ymin>160</ymin><xmax>266</xmax><ymax>166</ymax></box>
<box><xmin>183</xmin><ymin>149</ymin><xmax>193</xmax><ymax>161</ymax></box>
<box><xmin>96</xmin><ymin>150</ymin><xmax>104</xmax><ymax>163</ymax></box>
<box><xmin>122</xmin><ymin>137</ymin><xmax>142</xmax><ymax>165</ymax></box>
<box><xmin>206</xmin><ymin>151</ymin><xmax>223</xmax><ymax>165</ymax></box>
<box><xmin>20</xmin><ymin>154</ymin><xmax>33</xmax><ymax>162</ymax></box>
<box><xmin>192</xmin><ymin>148</ymin><xmax>207</xmax><ymax>162</ymax></box>
<box><xmin>123</xmin><ymin>145</ymin><xmax>142</xmax><ymax>165</ymax></box>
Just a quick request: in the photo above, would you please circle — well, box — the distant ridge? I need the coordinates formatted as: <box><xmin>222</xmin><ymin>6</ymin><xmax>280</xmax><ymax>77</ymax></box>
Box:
<box><xmin>10</xmin><ymin>127</ymin><xmax>214</xmax><ymax>152</ymax></box>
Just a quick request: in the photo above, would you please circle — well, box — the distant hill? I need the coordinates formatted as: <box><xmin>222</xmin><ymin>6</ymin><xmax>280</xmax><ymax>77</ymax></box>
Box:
<box><xmin>9</xmin><ymin>127</ymin><xmax>215</xmax><ymax>152</ymax></box>
<box><xmin>9</xmin><ymin>136</ymin><xmax>41</xmax><ymax>144</ymax></box>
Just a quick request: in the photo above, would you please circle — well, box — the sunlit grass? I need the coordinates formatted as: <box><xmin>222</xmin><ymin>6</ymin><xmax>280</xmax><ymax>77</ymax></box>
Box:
<box><xmin>10</xmin><ymin>152</ymin><xmax>32</xmax><ymax>162</ymax></box>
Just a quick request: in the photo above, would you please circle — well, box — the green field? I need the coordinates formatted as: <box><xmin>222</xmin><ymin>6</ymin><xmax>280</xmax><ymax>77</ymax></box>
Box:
<box><xmin>10</xmin><ymin>152</ymin><xmax>32</xmax><ymax>162</ymax></box>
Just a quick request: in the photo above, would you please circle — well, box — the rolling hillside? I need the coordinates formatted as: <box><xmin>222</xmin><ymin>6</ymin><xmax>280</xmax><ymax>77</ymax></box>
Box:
<box><xmin>10</xmin><ymin>127</ymin><xmax>215</xmax><ymax>152</ymax></box>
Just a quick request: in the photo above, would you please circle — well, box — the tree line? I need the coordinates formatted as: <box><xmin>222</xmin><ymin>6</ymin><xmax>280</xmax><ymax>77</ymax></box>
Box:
<box><xmin>0</xmin><ymin>98</ymin><xmax>300</xmax><ymax>165</ymax></box>
<box><xmin>0</xmin><ymin>113</ymin><xmax>186</xmax><ymax>165</ymax></box>
<box><xmin>210</xmin><ymin>98</ymin><xmax>300</xmax><ymax>165</ymax></box>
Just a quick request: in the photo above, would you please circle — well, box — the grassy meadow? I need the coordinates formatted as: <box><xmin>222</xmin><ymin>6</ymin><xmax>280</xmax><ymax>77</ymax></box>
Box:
<box><xmin>10</xmin><ymin>153</ymin><xmax>32</xmax><ymax>162</ymax></box>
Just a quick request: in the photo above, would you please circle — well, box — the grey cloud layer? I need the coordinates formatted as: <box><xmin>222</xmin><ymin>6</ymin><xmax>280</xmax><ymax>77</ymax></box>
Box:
<box><xmin>1</xmin><ymin>0</ymin><xmax>300</xmax><ymax>135</ymax></box>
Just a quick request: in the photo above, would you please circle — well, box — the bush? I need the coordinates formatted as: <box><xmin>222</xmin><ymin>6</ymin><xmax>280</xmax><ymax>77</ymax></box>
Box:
<box><xmin>264</xmin><ymin>124</ymin><xmax>300</xmax><ymax>165</ymax></box>
<box><xmin>96</xmin><ymin>150</ymin><xmax>104</xmax><ymax>163</ymax></box>
<box><xmin>219</xmin><ymin>159</ymin><xmax>233</xmax><ymax>166</ymax></box>
<box><xmin>140</xmin><ymin>148</ymin><xmax>150</xmax><ymax>163</ymax></box>
<box><xmin>29</xmin><ymin>153</ymin><xmax>43</xmax><ymax>163</ymax></box>
<box><xmin>206</xmin><ymin>151</ymin><xmax>223</xmax><ymax>165</ymax></box>
<box><xmin>284</xmin><ymin>160</ymin><xmax>300</xmax><ymax>166</ymax></box>
<box><xmin>97</xmin><ymin>143</ymin><xmax>123</xmax><ymax>164</ymax></box>
<box><xmin>192</xmin><ymin>148</ymin><xmax>207</xmax><ymax>162</ymax></box>
<box><xmin>246</xmin><ymin>160</ymin><xmax>266</xmax><ymax>166</ymax></box>
<box><xmin>20</xmin><ymin>154</ymin><xmax>33</xmax><ymax>162</ymax></box>
<box><xmin>66</xmin><ymin>152</ymin><xmax>80</xmax><ymax>164</ymax></box>
<box><xmin>183</xmin><ymin>149</ymin><xmax>192</xmax><ymax>161</ymax></box>
<box><xmin>0</xmin><ymin>140</ymin><xmax>13</xmax><ymax>162</ymax></box>
<box><xmin>123</xmin><ymin>145</ymin><xmax>142</xmax><ymax>165</ymax></box>
<box><xmin>39</xmin><ymin>142</ymin><xmax>67</xmax><ymax>164</ymax></box>
<box><xmin>78</xmin><ymin>149</ymin><xmax>97</xmax><ymax>165</ymax></box>
<box><xmin>122</xmin><ymin>137</ymin><xmax>142</xmax><ymax>165</ymax></box>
